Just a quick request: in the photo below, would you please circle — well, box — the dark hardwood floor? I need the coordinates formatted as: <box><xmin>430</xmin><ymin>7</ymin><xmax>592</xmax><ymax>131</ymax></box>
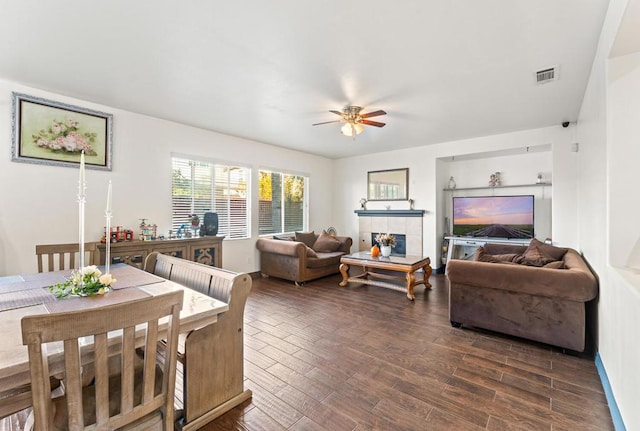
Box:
<box><xmin>202</xmin><ymin>272</ymin><xmax>614</xmax><ymax>431</ymax></box>
<box><xmin>1</xmin><ymin>273</ymin><xmax>613</xmax><ymax>430</ymax></box>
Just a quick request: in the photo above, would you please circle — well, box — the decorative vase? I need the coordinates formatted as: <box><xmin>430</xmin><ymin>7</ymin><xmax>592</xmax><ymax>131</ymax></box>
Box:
<box><xmin>380</xmin><ymin>245</ymin><xmax>392</xmax><ymax>257</ymax></box>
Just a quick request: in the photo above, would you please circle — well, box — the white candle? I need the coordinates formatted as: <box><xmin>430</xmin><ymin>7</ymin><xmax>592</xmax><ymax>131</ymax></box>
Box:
<box><xmin>106</xmin><ymin>180</ymin><xmax>112</xmax><ymax>212</ymax></box>
<box><xmin>105</xmin><ymin>180</ymin><xmax>112</xmax><ymax>275</ymax></box>
<box><xmin>78</xmin><ymin>151</ymin><xmax>86</xmax><ymax>270</ymax></box>
<box><xmin>79</xmin><ymin>151</ymin><xmax>86</xmax><ymax>197</ymax></box>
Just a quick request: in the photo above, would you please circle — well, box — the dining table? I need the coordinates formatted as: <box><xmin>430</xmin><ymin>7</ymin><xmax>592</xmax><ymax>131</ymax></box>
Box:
<box><xmin>0</xmin><ymin>263</ymin><xmax>229</xmax><ymax>420</ymax></box>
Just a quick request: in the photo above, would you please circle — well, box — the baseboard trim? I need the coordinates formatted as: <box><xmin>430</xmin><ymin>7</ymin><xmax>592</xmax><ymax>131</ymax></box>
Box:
<box><xmin>595</xmin><ymin>353</ymin><xmax>626</xmax><ymax>431</ymax></box>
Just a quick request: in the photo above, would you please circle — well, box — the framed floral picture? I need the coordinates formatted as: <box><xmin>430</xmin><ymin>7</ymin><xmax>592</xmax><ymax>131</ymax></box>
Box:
<box><xmin>11</xmin><ymin>92</ymin><xmax>113</xmax><ymax>170</ymax></box>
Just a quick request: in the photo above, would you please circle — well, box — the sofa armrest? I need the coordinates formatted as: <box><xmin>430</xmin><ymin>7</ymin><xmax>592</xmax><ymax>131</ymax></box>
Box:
<box><xmin>335</xmin><ymin>236</ymin><xmax>353</xmax><ymax>254</ymax></box>
<box><xmin>256</xmin><ymin>238</ymin><xmax>307</xmax><ymax>258</ymax></box>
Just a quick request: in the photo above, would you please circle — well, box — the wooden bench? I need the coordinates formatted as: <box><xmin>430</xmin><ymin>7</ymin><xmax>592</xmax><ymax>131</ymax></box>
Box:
<box><xmin>143</xmin><ymin>252</ymin><xmax>252</xmax><ymax>430</ymax></box>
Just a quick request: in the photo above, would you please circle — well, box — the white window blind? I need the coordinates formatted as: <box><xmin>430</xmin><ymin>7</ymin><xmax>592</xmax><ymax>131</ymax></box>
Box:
<box><xmin>172</xmin><ymin>157</ymin><xmax>249</xmax><ymax>239</ymax></box>
<box><xmin>259</xmin><ymin>169</ymin><xmax>307</xmax><ymax>235</ymax></box>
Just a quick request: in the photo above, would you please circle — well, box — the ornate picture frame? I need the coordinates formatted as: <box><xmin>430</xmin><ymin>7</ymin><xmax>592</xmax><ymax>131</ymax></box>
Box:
<box><xmin>11</xmin><ymin>92</ymin><xmax>113</xmax><ymax>171</ymax></box>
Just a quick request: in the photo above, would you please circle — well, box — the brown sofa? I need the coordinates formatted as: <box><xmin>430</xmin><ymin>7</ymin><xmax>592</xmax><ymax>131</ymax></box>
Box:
<box><xmin>256</xmin><ymin>232</ymin><xmax>352</xmax><ymax>286</ymax></box>
<box><xmin>446</xmin><ymin>240</ymin><xmax>598</xmax><ymax>352</ymax></box>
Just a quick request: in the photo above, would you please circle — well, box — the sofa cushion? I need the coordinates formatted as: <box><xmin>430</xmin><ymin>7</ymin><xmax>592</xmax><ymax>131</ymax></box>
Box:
<box><xmin>516</xmin><ymin>245</ymin><xmax>557</xmax><ymax>267</ymax></box>
<box><xmin>528</xmin><ymin>238</ymin><xmax>568</xmax><ymax>261</ymax></box>
<box><xmin>306</xmin><ymin>251</ymin><xmax>344</xmax><ymax>268</ymax></box>
<box><xmin>312</xmin><ymin>230</ymin><xmax>341</xmax><ymax>252</ymax></box>
<box><xmin>306</xmin><ymin>246</ymin><xmax>318</xmax><ymax>258</ymax></box>
<box><xmin>295</xmin><ymin>231</ymin><xmax>317</xmax><ymax>248</ymax></box>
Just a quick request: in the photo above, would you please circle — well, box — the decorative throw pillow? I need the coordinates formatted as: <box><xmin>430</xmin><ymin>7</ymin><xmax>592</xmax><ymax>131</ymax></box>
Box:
<box><xmin>516</xmin><ymin>245</ymin><xmax>557</xmax><ymax>267</ymax></box>
<box><xmin>295</xmin><ymin>231</ymin><xmax>317</xmax><ymax>248</ymax></box>
<box><xmin>306</xmin><ymin>246</ymin><xmax>318</xmax><ymax>258</ymax></box>
<box><xmin>312</xmin><ymin>230</ymin><xmax>341</xmax><ymax>252</ymax></box>
<box><xmin>475</xmin><ymin>247</ymin><xmax>500</xmax><ymax>263</ymax></box>
<box><xmin>543</xmin><ymin>260</ymin><xmax>566</xmax><ymax>269</ymax></box>
<box><xmin>475</xmin><ymin>247</ymin><xmax>519</xmax><ymax>263</ymax></box>
<box><xmin>528</xmin><ymin>238</ymin><xmax>568</xmax><ymax>261</ymax></box>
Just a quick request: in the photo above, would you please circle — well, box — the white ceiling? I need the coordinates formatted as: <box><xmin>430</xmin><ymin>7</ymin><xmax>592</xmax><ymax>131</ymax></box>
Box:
<box><xmin>0</xmin><ymin>1</ymin><xmax>609</xmax><ymax>159</ymax></box>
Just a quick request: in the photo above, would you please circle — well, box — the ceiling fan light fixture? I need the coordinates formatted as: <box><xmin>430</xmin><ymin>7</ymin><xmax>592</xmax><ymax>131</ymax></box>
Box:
<box><xmin>341</xmin><ymin>122</ymin><xmax>364</xmax><ymax>136</ymax></box>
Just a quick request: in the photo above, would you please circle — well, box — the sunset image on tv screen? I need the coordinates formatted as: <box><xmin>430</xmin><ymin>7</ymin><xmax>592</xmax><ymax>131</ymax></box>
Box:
<box><xmin>453</xmin><ymin>195</ymin><xmax>534</xmax><ymax>238</ymax></box>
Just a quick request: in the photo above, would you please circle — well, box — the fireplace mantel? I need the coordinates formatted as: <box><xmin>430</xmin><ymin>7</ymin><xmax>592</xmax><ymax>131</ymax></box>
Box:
<box><xmin>354</xmin><ymin>209</ymin><xmax>425</xmax><ymax>217</ymax></box>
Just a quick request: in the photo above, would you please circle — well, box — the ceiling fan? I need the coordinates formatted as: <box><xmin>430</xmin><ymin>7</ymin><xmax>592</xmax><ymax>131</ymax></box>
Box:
<box><xmin>312</xmin><ymin>106</ymin><xmax>386</xmax><ymax>138</ymax></box>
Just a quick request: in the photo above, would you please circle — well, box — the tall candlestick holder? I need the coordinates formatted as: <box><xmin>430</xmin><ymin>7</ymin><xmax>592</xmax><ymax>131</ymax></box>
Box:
<box><xmin>78</xmin><ymin>152</ymin><xmax>86</xmax><ymax>270</ymax></box>
<box><xmin>105</xmin><ymin>180</ymin><xmax>112</xmax><ymax>274</ymax></box>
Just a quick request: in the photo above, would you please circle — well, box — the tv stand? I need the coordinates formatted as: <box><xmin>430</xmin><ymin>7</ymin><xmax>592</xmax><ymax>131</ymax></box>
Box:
<box><xmin>445</xmin><ymin>236</ymin><xmax>531</xmax><ymax>263</ymax></box>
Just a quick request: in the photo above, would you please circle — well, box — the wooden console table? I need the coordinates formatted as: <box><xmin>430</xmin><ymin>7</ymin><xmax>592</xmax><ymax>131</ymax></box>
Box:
<box><xmin>97</xmin><ymin>236</ymin><xmax>223</xmax><ymax>269</ymax></box>
<box><xmin>339</xmin><ymin>252</ymin><xmax>432</xmax><ymax>301</ymax></box>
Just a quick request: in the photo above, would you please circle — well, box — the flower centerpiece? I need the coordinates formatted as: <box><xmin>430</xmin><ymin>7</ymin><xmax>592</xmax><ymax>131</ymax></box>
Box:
<box><xmin>375</xmin><ymin>233</ymin><xmax>396</xmax><ymax>257</ymax></box>
<box><xmin>375</xmin><ymin>232</ymin><xmax>396</xmax><ymax>247</ymax></box>
<box><xmin>50</xmin><ymin>265</ymin><xmax>116</xmax><ymax>299</ymax></box>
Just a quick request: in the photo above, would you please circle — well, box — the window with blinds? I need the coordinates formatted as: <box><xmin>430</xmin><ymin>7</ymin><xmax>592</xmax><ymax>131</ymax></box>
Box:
<box><xmin>172</xmin><ymin>157</ymin><xmax>249</xmax><ymax>239</ymax></box>
<box><xmin>259</xmin><ymin>169</ymin><xmax>307</xmax><ymax>235</ymax></box>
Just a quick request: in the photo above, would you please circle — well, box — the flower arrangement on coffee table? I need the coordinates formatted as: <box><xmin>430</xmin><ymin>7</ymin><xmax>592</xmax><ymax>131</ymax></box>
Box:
<box><xmin>375</xmin><ymin>233</ymin><xmax>396</xmax><ymax>257</ymax></box>
<box><xmin>50</xmin><ymin>265</ymin><xmax>116</xmax><ymax>298</ymax></box>
<box><xmin>375</xmin><ymin>233</ymin><xmax>396</xmax><ymax>247</ymax></box>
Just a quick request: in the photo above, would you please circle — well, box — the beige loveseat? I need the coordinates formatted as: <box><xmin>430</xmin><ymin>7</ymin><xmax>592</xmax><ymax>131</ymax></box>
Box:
<box><xmin>256</xmin><ymin>231</ymin><xmax>352</xmax><ymax>286</ymax></box>
<box><xmin>446</xmin><ymin>239</ymin><xmax>598</xmax><ymax>352</ymax></box>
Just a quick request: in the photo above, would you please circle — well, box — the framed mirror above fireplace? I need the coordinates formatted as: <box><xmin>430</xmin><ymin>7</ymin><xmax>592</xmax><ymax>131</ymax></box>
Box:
<box><xmin>367</xmin><ymin>168</ymin><xmax>408</xmax><ymax>201</ymax></box>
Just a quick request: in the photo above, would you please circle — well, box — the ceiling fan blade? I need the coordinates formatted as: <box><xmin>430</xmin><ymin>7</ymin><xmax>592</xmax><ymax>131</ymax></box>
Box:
<box><xmin>361</xmin><ymin>119</ymin><xmax>386</xmax><ymax>127</ymax></box>
<box><xmin>329</xmin><ymin>110</ymin><xmax>344</xmax><ymax>116</ymax></box>
<box><xmin>360</xmin><ymin>110</ymin><xmax>387</xmax><ymax>118</ymax></box>
<box><xmin>312</xmin><ymin>120</ymin><xmax>343</xmax><ymax>126</ymax></box>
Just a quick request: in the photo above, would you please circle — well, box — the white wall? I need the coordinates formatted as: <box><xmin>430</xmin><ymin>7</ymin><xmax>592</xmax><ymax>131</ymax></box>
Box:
<box><xmin>333</xmin><ymin>126</ymin><xmax>574</xmax><ymax>271</ymax></box>
<box><xmin>608</xmin><ymin>51</ymin><xmax>640</xmax><ymax>267</ymax></box>
<box><xmin>0</xmin><ymin>80</ymin><xmax>334</xmax><ymax>275</ymax></box>
<box><xmin>577</xmin><ymin>0</ymin><xmax>640</xmax><ymax>429</ymax></box>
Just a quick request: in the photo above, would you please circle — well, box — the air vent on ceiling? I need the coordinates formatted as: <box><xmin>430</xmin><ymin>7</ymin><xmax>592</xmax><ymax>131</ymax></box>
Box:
<box><xmin>536</xmin><ymin>66</ymin><xmax>557</xmax><ymax>84</ymax></box>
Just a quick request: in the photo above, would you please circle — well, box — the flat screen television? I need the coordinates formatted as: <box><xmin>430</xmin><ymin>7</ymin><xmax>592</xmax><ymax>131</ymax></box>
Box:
<box><xmin>452</xmin><ymin>195</ymin><xmax>534</xmax><ymax>239</ymax></box>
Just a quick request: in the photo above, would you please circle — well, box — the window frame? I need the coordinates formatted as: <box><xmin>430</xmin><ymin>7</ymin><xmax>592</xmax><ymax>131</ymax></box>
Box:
<box><xmin>258</xmin><ymin>168</ymin><xmax>309</xmax><ymax>236</ymax></box>
<box><xmin>171</xmin><ymin>154</ymin><xmax>251</xmax><ymax>240</ymax></box>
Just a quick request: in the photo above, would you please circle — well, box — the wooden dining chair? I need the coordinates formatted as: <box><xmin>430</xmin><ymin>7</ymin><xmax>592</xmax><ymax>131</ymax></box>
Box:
<box><xmin>35</xmin><ymin>242</ymin><xmax>98</xmax><ymax>272</ymax></box>
<box><xmin>21</xmin><ymin>290</ymin><xmax>184</xmax><ymax>431</ymax></box>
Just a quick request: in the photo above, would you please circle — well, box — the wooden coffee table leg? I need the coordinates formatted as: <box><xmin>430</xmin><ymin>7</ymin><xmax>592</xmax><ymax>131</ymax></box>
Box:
<box><xmin>339</xmin><ymin>263</ymin><xmax>349</xmax><ymax>286</ymax></box>
<box><xmin>406</xmin><ymin>271</ymin><xmax>415</xmax><ymax>301</ymax></box>
<box><xmin>424</xmin><ymin>264</ymin><xmax>433</xmax><ymax>288</ymax></box>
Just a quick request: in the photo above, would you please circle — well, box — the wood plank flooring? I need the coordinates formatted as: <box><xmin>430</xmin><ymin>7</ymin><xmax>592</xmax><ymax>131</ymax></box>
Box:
<box><xmin>201</xmin><ymin>273</ymin><xmax>614</xmax><ymax>431</ymax></box>
<box><xmin>1</xmin><ymin>273</ymin><xmax>614</xmax><ymax>430</ymax></box>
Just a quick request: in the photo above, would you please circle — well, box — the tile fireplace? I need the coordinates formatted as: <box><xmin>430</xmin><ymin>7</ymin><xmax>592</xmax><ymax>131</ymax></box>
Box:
<box><xmin>355</xmin><ymin>209</ymin><xmax>424</xmax><ymax>257</ymax></box>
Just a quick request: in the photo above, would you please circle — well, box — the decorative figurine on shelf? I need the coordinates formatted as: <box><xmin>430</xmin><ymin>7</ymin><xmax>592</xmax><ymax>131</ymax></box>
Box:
<box><xmin>188</xmin><ymin>213</ymin><xmax>200</xmax><ymax>237</ymax></box>
<box><xmin>448</xmin><ymin>176</ymin><xmax>456</xmax><ymax>189</ymax></box>
<box><xmin>489</xmin><ymin>172</ymin><xmax>502</xmax><ymax>187</ymax></box>
<box><xmin>408</xmin><ymin>198</ymin><xmax>414</xmax><ymax>210</ymax></box>
<box><xmin>537</xmin><ymin>173</ymin><xmax>543</xmax><ymax>184</ymax></box>
<box><xmin>139</xmin><ymin>219</ymin><xmax>158</xmax><ymax>241</ymax></box>
<box><xmin>359</xmin><ymin>198</ymin><xmax>367</xmax><ymax>210</ymax></box>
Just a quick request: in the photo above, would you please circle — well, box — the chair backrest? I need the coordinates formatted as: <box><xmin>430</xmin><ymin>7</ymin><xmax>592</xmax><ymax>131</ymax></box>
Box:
<box><xmin>22</xmin><ymin>290</ymin><xmax>183</xmax><ymax>430</ymax></box>
<box><xmin>35</xmin><ymin>242</ymin><xmax>98</xmax><ymax>272</ymax></box>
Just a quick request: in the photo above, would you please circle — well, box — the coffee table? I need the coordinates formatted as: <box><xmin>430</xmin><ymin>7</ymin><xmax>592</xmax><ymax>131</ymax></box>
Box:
<box><xmin>339</xmin><ymin>252</ymin><xmax>432</xmax><ymax>300</ymax></box>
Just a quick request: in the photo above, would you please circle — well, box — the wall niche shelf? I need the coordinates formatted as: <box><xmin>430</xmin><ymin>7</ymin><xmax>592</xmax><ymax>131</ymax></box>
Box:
<box><xmin>443</xmin><ymin>183</ymin><xmax>551</xmax><ymax>192</ymax></box>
